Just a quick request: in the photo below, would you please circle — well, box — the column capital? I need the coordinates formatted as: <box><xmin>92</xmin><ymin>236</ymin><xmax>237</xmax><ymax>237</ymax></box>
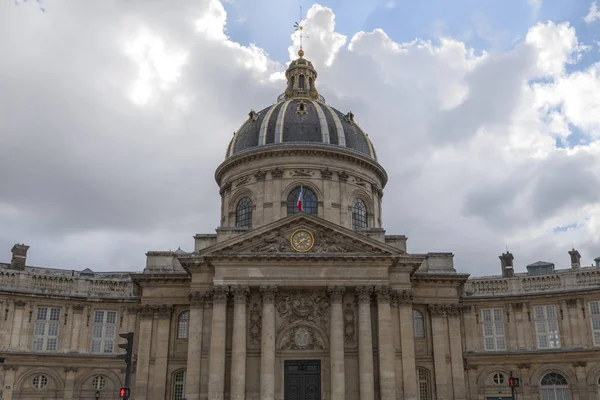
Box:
<box><xmin>327</xmin><ymin>285</ymin><xmax>345</xmax><ymax>303</ymax></box>
<box><xmin>374</xmin><ymin>285</ymin><xmax>391</xmax><ymax>303</ymax></box>
<box><xmin>64</xmin><ymin>367</ymin><xmax>79</xmax><ymax>373</ymax></box>
<box><xmin>154</xmin><ymin>305</ymin><xmax>174</xmax><ymax>319</ymax></box>
<box><xmin>14</xmin><ymin>299</ymin><xmax>26</xmax><ymax>308</ymax></box>
<box><xmin>355</xmin><ymin>285</ymin><xmax>372</xmax><ymax>303</ymax></box>
<box><xmin>428</xmin><ymin>303</ymin><xmax>461</xmax><ymax>316</ymax></box>
<box><xmin>260</xmin><ymin>285</ymin><xmax>278</xmax><ymax>303</ymax></box>
<box><xmin>231</xmin><ymin>285</ymin><xmax>250</xmax><ymax>303</ymax></box>
<box><xmin>136</xmin><ymin>305</ymin><xmax>156</xmax><ymax>319</ymax></box>
<box><xmin>211</xmin><ymin>285</ymin><xmax>230</xmax><ymax>304</ymax></box>
<box><xmin>393</xmin><ymin>289</ymin><xmax>414</xmax><ymax>305</ymax></box>
<box><xmin>3</xmin><ymin>365</ymin><xmax>18</xmax><ymax>371</ymax></box>
<box><xmin>189</xmin><ymin>290</ymin><xmax>210</xmax><ymax>306</ymax></box>
<box><xmin>72</xmin><ymin>304</ymin><xmax>85</xmax><ymax>313</ymax></box>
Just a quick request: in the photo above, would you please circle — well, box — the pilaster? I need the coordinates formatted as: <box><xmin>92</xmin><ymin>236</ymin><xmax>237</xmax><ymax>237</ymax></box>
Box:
<box><xmin>152</xmin><ymin>305</ymin><xmax>174</xmax><ymax>400</ymax></box>
<box><xmin>134</xmin><ymin>305</ymin><xmax>155</xmax><ymax>399</ymax></box>
<box><xmin>429</xmin><ymin>304</ymin><xmax>451</xmax><ymax>400</ymax></box>
<box><xmin>63</xmin><ymin>367</ymin><xmax>78</xmax><ymax>400</ymax></box>
<box><xmin>231</xmin><ymin>285</ymin><xmax>250</xmax><ymax>400</ymax></box>
<box><xmin>374</xmin><ymin>285</ymin><xmax>396</xmax><ymax>400</ymax></box>
<box><xmin>208</xmin><ymin>285</ymin><xmax>229</xmax><ymax>400</ymax></box>
<box><xmin>260</xmin><ymin>285</ymin><xmax>277</xmax><ymax>400</ymax></box>
<box><xmin>396</xmin><ymin>290</ymin><xmax>418</xmax><ymax>400</ymax></box>
<box><xmin>186</xmin><ymin>291</ymin><xmax>207</xmax><ymax>400</ymax></box>
<box><xmin>9</xmin><ymin>300</ymin><xmax>26</xmax><ymax>349</ymax></box>
<box><xmin>328</xmin><ymin>285</ymin><xmax>346</xmax><ymax>400</ymax></box>
<box><xmin>355</xmin><ymin>285</ymin><xmax>374</xmax><ymax>400</ymax></box>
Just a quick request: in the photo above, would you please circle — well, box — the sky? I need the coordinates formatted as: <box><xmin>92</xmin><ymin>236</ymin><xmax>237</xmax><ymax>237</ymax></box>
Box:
<box><xmin>0</xmin><ymin>0</ymin><xmax>599</xmax><ymax>276</ymax></box>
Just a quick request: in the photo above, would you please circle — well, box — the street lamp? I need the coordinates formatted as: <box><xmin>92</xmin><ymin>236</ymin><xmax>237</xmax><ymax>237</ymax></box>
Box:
<box><xmin>95</xmin><ymin>390</ymin><xmax>100</xmax><ymax>400</ymax></box>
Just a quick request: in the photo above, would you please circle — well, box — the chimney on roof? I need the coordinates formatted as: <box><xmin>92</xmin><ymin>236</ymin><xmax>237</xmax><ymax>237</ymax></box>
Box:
<box><xmin>499</xmin><ymin>251</ymin><xmax>514</xmax><ymax>277</ymax></box>
<box><xmin>594</xmin><ymin>257</ymin><xmax>600</xmax><ymax>269</ymax></box>
<box><xmin>568</xmin><ymin>248</ymin><xmax>581</xmax><ymax>268</ymax></box>
<box><xmin>10</xmin><ymin>244</ymin><xmax>29</xmax><ymax>270</ymax></box>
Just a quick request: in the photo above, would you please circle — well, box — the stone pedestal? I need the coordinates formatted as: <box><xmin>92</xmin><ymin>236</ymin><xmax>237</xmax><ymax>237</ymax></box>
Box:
<box><xmin>231</xmin><ymin>286</ymin><xmax>249</xmax><ymax>400</ymax></box>
<box><xmin>356</xmin><ymin>285</ymin><xmax>374</xmax><ymax>400</ymax></box>
<box><xmin>208</xmin><ymin>286</ymin><xmax>229</xmax><ymax>400</ymax></box>
<box><xmin>328</xmin><ymin>286</ymin><xmax>346</xmax><ymax>400</ymax></box>
<box><xmin>260</xmin><ymin>285</ymin><xmax>277</xmax><ymax>400</ymax></box>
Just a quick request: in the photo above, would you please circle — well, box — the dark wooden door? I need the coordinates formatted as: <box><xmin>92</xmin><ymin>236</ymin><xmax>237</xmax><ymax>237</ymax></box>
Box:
<box><xmin>284</xmin><ymin>360</ymin><xmax>321</xmax><ymax>400</ymax></box>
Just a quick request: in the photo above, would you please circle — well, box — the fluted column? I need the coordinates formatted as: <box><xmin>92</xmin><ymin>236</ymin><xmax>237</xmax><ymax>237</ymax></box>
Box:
<box><xmin>186</xmin><ymin>291</ymin><xmax>207</xmax><ymax>400</ymax></box>
<box><xmin>396</xmin><ymin>290</ymin><xmax>418</xmax><ymax>400</ymax></box>
<box><xmin>208</xmin><ymin>286</ymin><xmax>229</xmax><ymax>400</ymax></box>
<box><xmin>356</xmin><ymin>285</ymin><xmax>374</xmax><ymax>400</ymax></box>
<box><xmin>9</xmin><ymin>300</ymin><xmax>25</xmax><ymax>349</ymax></box>
<box><xmin>260</xmin><ymin>285</ymin><xmax>277</xmax><ymax>400</ymax></box>
<box><xmin>328</xmin><ymin>286</ymin><xmax>346</xmax><ymax>400</ymax></box>
<box><xmin>152</xmin><ymin>305</ymin><xmax>174</xmax><ymax>400</ymax></box>
<box><xmin>447</xmin><ymin>305</ymin><xmax>466</xmax><ymax>400</ymax></box>
<box><xmin>374</xmin><ymin>286</ymin><xmax>396</xmax><ymax>400</ymax></box>
<box><xmin>429</xmin><ymin>305</ymin><xmax>450</xmax><ymax>400</ymax></box>
<box><xmin>231</xmin><ymin>286</ymin><xmax>249</xmax><ymax>400</ymax></box>
<box><xmin>134</xmin><ymin>306</ymin><xmax>154</xmax><ymax>399</ymax></box>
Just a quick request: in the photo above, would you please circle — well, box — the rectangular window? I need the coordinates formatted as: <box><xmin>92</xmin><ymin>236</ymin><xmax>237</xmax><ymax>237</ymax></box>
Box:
<box><xmin>91</xmin><ymin>310</ymin><xmax>117</xmax><ymax>353</ymax></box>
<box><xmin>534</xmin><ymin>305</ymin><xmax>560</xmax><ymax>349</ymax></box>
<box><xmin>33</xmin><ymin>307</ymin><xmax>61</xmax><ymax>352</ymax></box>
<box><xmin>590</xmin><ymin>301</ymin><xmax>600</xmax><ymax>346</ymax></box>
<box><xmin>481</xmin><ymin>308</ymin><xmax>506</xmax><ymax>351</ymax></box>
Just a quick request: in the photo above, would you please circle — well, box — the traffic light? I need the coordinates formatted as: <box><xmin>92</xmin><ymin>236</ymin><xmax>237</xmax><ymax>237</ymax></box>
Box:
<box><xmin>118</xmin><ymin>332</ymin><xmax>134</xmax><ymax>364</ymax></box>
<box><xmin>509</xmin><ymin>376</ymin><xmax>520</xmax><ymax>387</ymax></box>
<box><xmin>119</xmin><ymin>387</ymin><xmax>130</xmax><ymax>398</ymax></box>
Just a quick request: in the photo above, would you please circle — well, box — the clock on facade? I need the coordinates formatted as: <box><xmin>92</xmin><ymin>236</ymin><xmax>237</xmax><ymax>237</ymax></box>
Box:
<box><xmin>290</xmin><ymin>229</ymin><xmax>315</xmax><ymax>252</ymax></box>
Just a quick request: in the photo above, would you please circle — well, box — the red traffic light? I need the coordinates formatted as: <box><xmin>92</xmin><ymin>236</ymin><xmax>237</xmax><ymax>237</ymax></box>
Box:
<box><xmin>509</xmin><ymin>377</ymin><xmax>520</xmax><ymax>387</ymax></box>
<box><xmin>119</xmin><ymin>387</ymin><xmax>130</xmax><ymax>398</ymax></box>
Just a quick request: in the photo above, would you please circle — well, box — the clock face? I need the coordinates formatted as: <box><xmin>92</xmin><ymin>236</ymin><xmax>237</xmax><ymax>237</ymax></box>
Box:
<box><xmin>290</xmin><ymin>229</ymin><xmax>315</xmax><ymax>252</ymax></box>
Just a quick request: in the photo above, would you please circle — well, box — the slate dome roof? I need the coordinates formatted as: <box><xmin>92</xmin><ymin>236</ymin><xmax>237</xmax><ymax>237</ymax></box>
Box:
<box><xmin>225</xmin><ymin>51</ymin><xmax>377</xmax><ymax>160</ymax></box>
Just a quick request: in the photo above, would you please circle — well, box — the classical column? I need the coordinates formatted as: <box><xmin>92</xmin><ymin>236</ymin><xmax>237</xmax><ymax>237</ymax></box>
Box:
<box><xmin>9</xmin><ymin>300</ymin><xmax>26</xmax><ymax>349</ymax></box>
<box><xmin>396</xmin><ymin>290</ymin><xmax>418</xmax><ymax>400</ymax></box>
<box><xmin>375</xmin><ymin>286</ymin><xmax>396</xmax><ymax>400</ymax></box>
<box><xmin>208</xmin><ymin>286</ymin><xmax>229</xmax><ymax>400</ymax></box>
<box><xmin>152</xmin><ymin>305</ymin><xmax>174</xmax><ymax>400</ymax></box>
<box><xmin>186</xmin><ymin>291</ymin><xmax>207</xmax><ymax>400</ymax></box>
<box><xmin>328</xmin><ymin>285</ymin><xmax>346</xmax><ymax>400</ymax></box>
<box><xmin>134</xmin><ymin>306</ymin><xmax>154</xmax><ymax>399</ymax></box>
<box><xmin>69</xmin><ymin>305</ymin><xmax>84</xmax><ymax>352</ymax></box>
<box><xmin>355</xmin><ymin>285</ymin><xmax>374</xmax><ymax>400</ymax></box>
<box><xmin>260</xmin><ymin>285</ymin><xmax>277</xmax><ymax>400</ymax></box>
<box><xmin>447</xmin><ymin>305</ymin><xmax>466</xmax><ymax>400</ymax></box>
<box><xmin>63</xmin><ymin>367</ymin><xmax>78</xmax><ymax>400</ymax></box>
<box><xmin>231</xmin><ymin>286</ymin><xmax>250</xmax><ymax>400</ymax></box>
<box><xmin>2</xmin><ymin>365</ymin><xmax>18</xmax><ymax>400</ymax></box>
<box><xmin>429</xmin><ymin>305</ymin><xmax>450</xmax><ymax>400</ymax></box>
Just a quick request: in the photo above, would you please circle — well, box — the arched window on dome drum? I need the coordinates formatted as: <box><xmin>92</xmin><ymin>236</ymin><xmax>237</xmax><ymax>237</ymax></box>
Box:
<box><xmin>172</xmin><ymin>370</ymin><xmax>186</xmax><ymax>400</ymax></box>
<box><xmin>177</xmin><ymin>311</ymin><xmax>189</xmax><ymax>340</ymax></box>
<box><xmin>540</xmin><ymin>373</ymin><xmax>571</xmax><ymax>400</ymax></box>
<box><xmin>309</xmin><ymin>77</ymin><xmax>313</xmax><ymax>90</ymax></box>
<box><xmin>352</xmin><ymin>198</ymin><xmax>368</xmax><ymax>229</ymax></box>
<box><xmin>287</xmin><ymin>186</ymin><xmax>318</xmax><ymax>216</ymax></box>
<box><xmin>235</xmin><ymin>197</ymin><xmax>253</xmax><ymax>229</ymax></box>
<box><xmin>290</xmin><ymin>76</ymin><xmax>295</xmax><ymax>90</ymax></box>
<box><xmin>299</xmin><ymin>74</ymin><xmax>305</xmax><ymax>89</ymax></box>
<box><xmin>413</xmin><ymin>310</ymin><xmax>425</xmax><ymax>339</ymax></box>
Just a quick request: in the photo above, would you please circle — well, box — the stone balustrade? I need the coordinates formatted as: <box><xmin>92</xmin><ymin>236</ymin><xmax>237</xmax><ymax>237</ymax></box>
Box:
<box><xmin>0</xmin><ymin>264</ymin><xmax>135</xmax><ymax>298</ymax></box>
<box><xmin>464</xmin><ymin>266</ymin><xmax>600</xmax><ymax>297</ymax></box>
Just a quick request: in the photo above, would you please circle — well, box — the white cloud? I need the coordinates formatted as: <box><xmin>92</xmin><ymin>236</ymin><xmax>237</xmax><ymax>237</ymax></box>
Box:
<box><xmin>584</xmin><ymin>1</ymin><xmax>600</xmax><ymax>24</ymax></box>
<box><xmin>385</xmin><ymin>1</ymin><xmax>396</xmax><ymax>9</ymax></box>
<box><xmin>1</xmin><ymin>1</ymin><xmax>599</xmax><ymax>276</ymax></box>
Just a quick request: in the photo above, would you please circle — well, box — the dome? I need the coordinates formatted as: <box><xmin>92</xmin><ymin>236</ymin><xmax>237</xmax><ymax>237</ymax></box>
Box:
<box><xmin>225</xmin><ymin>51</ymin><xmax>377</xmax><ymax>160</ymax></box>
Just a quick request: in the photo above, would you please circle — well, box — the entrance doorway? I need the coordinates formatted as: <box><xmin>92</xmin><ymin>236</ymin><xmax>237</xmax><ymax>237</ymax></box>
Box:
<box><xmin>284</xmin><ymin>360</ymin><xmax>321</xmax><ymax>400</ymax></box>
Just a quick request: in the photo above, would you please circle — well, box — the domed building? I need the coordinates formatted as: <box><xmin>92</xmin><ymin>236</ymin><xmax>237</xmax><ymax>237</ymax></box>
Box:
<box><xmin>1</xmin><ymin>50</ymin><xmax>600</xmax><ymax>400</ymax></box>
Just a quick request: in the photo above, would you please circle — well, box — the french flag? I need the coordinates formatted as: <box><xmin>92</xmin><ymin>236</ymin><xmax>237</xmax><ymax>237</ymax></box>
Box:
<box><xmin>297</xmin><ymin>185</ymin><xmax>304</xmax><ymax>212</ymax></box>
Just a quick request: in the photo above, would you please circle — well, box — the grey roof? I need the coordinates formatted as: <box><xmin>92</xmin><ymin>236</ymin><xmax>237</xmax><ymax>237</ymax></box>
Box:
<box><xmin>226</xmin><ymin>100</ymin><xmax>376</xmax><ymax>160</ymax></box>
<box><xmin>526</xmin><ymin>261</ymin><xmax>555</xmax><ymax>267</ymax></box>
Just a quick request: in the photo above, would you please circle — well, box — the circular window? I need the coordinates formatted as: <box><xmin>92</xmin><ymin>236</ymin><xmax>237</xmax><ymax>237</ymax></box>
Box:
<box><xmin>32</xmin><ymin>374</ymin><xmax>48</xmax><ymax>389</ymax></box>
<box><xmin>493</xmin><ymin>373</ymin><xmax>505</xmax><ymax>385</ymax></box>
<box><xmin>92</xmin><ymin>375</ymin><xmax>106</xmax><ymax>390</ymax></box>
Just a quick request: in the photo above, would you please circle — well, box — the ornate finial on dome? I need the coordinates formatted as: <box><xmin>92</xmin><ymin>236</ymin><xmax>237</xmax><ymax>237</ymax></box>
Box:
<box><xmin>298</xmin><ymin>48</ymin><xmax>304</xmax><ymax>58</ymax></box>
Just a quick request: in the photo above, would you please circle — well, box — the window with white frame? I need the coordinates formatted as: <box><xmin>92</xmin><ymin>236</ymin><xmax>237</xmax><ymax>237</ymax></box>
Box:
<box><xmin>589</xmin><ymin>301</ymin><xmax>600</xmax><ymax>346</ymax></box>
<box><xmin>413</xmin><ymin>310</ymin><xmax>425</xmax><ymax>339</ymax></box>
<box><xmin>540</xmin><ymin>372</ymin><xmax>571</xmax><ymax>400</ymax></box>
<box><xmin>481</xmin><ymin>308</ymin><xmax>506</xmax><ymax>351</ymax></box>
<box><xmin>534</xmin><ymin>305</ymin><xmax>560</xmax><ymax>349</ymax></box>
<box><xmin>91</xmin><ymin>310</ymin><xmax>117</xmax><ymax>353</ymax></box>
<box><xmin>417</xmin><ymin>368</ymin><xmax>431</xmax><ymax>400</ymax></box>
<box><xmin>33</xmin><ymin>307</ymin><xmax>61</xmax><ymax>352</ymax></box>
<box><xmin>172</xmin><ymin>370</ymin><xmax>186</xmax><ymax>400</ymax></box>
<box><xmin>178</xmin><ymin>311</ymin><xmax>189</xmax><ymax>340</ymax></box>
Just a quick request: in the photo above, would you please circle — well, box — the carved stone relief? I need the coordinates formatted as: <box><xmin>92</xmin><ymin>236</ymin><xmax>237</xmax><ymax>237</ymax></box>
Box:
<box><xmin>235</xmin><ymin>176</ymin><xmax>251</xmax><ymax>187</ymax></box>
<box><xmin>276</xmin><ymin>290</ymin><xmax>329</xmax><ymax>333</ymax></box>
<box><xmin>248</xmin><ymin>301</ymin><xmax>262</xmax><ymax>348</ymax></box>
<box><xmin>280</xmin><ymin>325</ymin><xmax>325</xmax><ymax>350</ymax></box>
<box><xmin>271</xmin><ymin>167</ymin><xmax>284</xmax><ymax>179</ymax></box>
<box><xmin>253</xmin><ymin>234</ymin><xmax>292</xmax><ymax>253</ymax></box>
<box><xmin>291</xmin><ymin>169</ymin><xmax>313</xmax><ymax>177</ymax></box>
<box><xmin>313</xmin><ymin>232</ymin><xmax>347</xmax><ymax>253</ymax></box>
<box><xmin>343</xmin><ymin>302</ymin><xmax>356</xmax><ymax>346</ymax></box>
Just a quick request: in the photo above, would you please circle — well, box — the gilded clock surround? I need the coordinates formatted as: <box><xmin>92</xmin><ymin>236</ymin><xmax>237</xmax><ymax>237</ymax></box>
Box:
<box><xmin>290</xmin><ymin>229</ymin><xmax>315</xmax><ymax>252</ymax></box>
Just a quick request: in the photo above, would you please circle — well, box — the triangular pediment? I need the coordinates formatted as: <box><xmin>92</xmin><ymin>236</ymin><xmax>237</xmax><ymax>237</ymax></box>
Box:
<box><xmin>199</xmin><ymin>214</ymin><xmax>404</xmax><ymax>257</ymax></box>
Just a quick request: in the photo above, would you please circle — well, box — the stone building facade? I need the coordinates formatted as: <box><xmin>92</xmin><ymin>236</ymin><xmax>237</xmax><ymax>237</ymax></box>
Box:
<box><xmin>1</xmin><ymin>50</ymin><xmax>600</xmax><ymax>400</ymax></box>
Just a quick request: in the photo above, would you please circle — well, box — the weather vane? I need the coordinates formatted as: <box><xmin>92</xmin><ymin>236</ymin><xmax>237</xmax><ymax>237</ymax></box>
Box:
<box><xmin>294</xmin><ymin>1</ymin><xmax>307</xmax><ymax>56</ymax></box>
